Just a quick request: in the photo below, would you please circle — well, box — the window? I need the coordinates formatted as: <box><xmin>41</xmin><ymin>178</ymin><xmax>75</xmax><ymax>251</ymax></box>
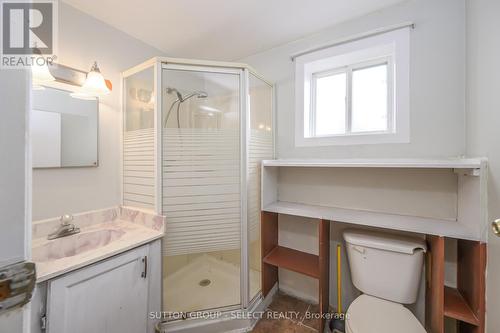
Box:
<box><xmin>295</xmin><ymin>28</ymin><xmax>410</xmax><ymax>146</ymax></box>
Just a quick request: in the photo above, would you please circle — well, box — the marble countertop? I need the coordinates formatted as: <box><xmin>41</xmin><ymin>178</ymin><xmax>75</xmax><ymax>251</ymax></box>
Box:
<box><xmin>32</xmin><ymin>207</ymin><xmax>165</xmax><ymax>283</ymax></box>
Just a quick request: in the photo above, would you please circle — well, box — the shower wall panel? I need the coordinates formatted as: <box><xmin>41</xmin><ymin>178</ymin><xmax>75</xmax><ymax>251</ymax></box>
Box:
<box><xmin>123</xmin><ymin>67</ymin><xmax>156</xmax><ymax>210</ymax></box>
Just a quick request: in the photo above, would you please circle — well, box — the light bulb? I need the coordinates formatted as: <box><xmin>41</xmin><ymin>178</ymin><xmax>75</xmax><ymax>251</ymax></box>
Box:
<box><xmin>79</xmin><ymin>61</ymin><xmax>111</xmax><ymax>97</ymax></box>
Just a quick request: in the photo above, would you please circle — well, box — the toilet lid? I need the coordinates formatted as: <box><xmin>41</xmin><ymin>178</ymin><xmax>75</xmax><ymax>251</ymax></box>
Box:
<box><xmin>346</xmin><ymin>295</ymin><xmax>426</xmax><ymax>333</ymax></box>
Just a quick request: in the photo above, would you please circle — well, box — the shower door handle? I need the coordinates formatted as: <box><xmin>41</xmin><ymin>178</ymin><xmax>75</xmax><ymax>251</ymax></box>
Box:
<box><xmin>141</xmin><ymin>256</ymin><xmax>148</xmax><ymax>278</ymax></box>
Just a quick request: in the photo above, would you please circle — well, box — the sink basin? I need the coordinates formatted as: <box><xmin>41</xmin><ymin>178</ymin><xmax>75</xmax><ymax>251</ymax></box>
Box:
<box><xmin>32</xmin><ymin>229</ymin><xmax>126</xmax><ymax>262</ymax></box>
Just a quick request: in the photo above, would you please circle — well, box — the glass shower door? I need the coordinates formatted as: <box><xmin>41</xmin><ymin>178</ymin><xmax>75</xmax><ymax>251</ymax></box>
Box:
<box><xmin>161</xmin><ymin>67</ymin><xmax>242</xmax><ymax>313</ymax></box>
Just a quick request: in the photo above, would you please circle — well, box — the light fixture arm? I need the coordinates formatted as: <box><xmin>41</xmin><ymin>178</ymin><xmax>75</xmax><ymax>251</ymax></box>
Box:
<box><xmin>90</xmin><ymin>61</ymin><xmax>101</xmax><ymax>73</ymax></box>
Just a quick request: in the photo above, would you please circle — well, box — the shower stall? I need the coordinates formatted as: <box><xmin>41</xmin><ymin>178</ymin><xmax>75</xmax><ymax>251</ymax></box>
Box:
<box><xmin>122</xmin><ymin>58</ymin><xmax>274</xmax><ymax>330</ymax></box>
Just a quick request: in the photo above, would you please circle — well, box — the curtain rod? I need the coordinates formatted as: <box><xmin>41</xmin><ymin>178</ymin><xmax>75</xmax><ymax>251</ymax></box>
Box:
<box><xmin>290</xmin><ymin>22</ymin><xmax>415</xmax><ymax>61</ymax></box>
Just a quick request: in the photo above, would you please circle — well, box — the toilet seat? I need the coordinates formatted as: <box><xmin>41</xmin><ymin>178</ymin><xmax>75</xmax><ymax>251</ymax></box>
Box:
<box><xmin>345</xmin><ymin>294</ymin><xmax>426</xmax><ymax>333</ymax></box>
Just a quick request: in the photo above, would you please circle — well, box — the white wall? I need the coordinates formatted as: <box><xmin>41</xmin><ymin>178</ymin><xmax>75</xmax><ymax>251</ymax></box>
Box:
<box><xmin>32</xmin><ymin>3</ymin><xmax>164</xmax><ymax>220</ymax></box>
<box><xmin>465</xmin><ymin>0</ymin><xmax>500</xmax><ymax>330</ymax></box>
<box><xmin>0</xmin><ymin>70</ymin><xmax>31</xmax><ymax>332</ymax></box>
<box><xmin>241</xmin><ymin>0</ymin><xmax>466</xmax><ymax>159</ymax></box>
<box><xmin>240</xmin><ymin>0</ymin><xmax>466</xmax><ymax>320</ymax></box>
<box><xmin>0</xmin><ymin>70</ymin><xmax>30</xmax><ymax>265</ymax></box>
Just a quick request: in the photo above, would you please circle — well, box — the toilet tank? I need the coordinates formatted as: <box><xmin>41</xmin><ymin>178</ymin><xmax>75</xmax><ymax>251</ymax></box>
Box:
<box><xmin>343</xmin><ymin>229</ymin><xmax>427</xmax><ymax>304</ymax></box>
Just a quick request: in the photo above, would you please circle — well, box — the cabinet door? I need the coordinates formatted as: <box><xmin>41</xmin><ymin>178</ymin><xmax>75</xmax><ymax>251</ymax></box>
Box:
<box><xmin>47</xmin><ymin>246</ymin><xmax>149</xmax><ymax>333</ymax></box>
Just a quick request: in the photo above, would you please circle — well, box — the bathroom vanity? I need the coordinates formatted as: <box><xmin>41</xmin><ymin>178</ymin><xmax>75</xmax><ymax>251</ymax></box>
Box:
<box><xmin>30</xmin><ymin>207</ymin><xmax>164</xmax><ymax>333</ymax></box>
<box><xmin>260</xmin><ymin>158</ymin><xmax>488</xmax><ymax>333</ymax></box>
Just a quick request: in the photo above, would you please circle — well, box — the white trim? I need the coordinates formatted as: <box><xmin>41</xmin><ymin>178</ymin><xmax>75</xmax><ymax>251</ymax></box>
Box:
<box><xmin>123</xmin><ymin>57</ymin><xmax>274</xmax><ymax>86</ymax></box>
<box><xmin>272</xmin><ymin>84</ymin><xmax>277</xmax><ymax>159</ymax></box>
<box><xmin>295</xmin><ymin>27</ymin><xmax>410</xmax><ymax>147</ymax></box>
<box><xmin>309</xmin><ymin>66</ymin><xmax>348</xmax><ymax>137</ymax></box>
<box><xmin>119</xmin><ymin>72</ymin><xmax>124</xmax><ymax>207</ymax></box>
<box><xmin>240</xmin><ymin>68</ymin><xmax>249</xmax><ymax>308</ymax></box>
<box><xmin>161</xmin><ymin>287</ymin><xmax>275</xmax><ymax>333</ymax></box>
<box><xmin>24</xmin><ymin>67</ymin><xmax>33</xmax><ymax>333</ymax></box>
<box><xmin>291</xmin><ymin>22</ymin><xmax>414</xmax><ymax>60</ymax></box>
<box><xmin>161</xmin><ymin>63</ymin><xmax>242</xmax><ymax>75</ymax></box>
<box><xmin>122</xmin><ymin>58</ymin><xmax>158</xmax><ymax>78</ymax></box>
<box><xmin>308</xmin><ymin>58</ymin><xmax>392</xmax><ymax>138</ymax></box>
<box><xmin>154</xmin><ymin>62</ymin><xmax>162</xmax><ymax>215</ymax></box>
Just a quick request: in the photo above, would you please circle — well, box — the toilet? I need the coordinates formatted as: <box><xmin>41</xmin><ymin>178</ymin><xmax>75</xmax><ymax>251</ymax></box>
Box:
<box><xmin>343</xmin><ymin>229</ymin><xmax>427</xmax><ymax>333</ymax></box>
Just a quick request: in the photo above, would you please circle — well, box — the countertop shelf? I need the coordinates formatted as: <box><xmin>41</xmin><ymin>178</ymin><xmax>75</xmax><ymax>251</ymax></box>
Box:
<box><xmin>263</xmin><ymin>246</ymin><xmax>320</xmax><ymax>279</ymax></box>
<box><xmin>262</xmin><ymin>158</ymin><xmax>486</xmax><ymax>169</ymax></box>
<box><xmin>263</xmin><ymin>201</ymin><xmax>478</xmax><ymax>241</ymax></box>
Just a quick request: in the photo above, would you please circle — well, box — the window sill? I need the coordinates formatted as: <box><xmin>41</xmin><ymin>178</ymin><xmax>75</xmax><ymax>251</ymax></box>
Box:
<box><xmin>295</xmin><ymin>131</ymin><xmax>410</xmax><ymax>147</ymax></box>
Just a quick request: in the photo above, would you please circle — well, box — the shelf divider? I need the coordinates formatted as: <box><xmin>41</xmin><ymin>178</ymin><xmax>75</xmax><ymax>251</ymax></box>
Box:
<box><xmin>444</xmin><ymin>286</ymin><xmax>479</xmax><ymax>325</ymax></box>
<box><xmin>318</xmin><ymin>219</ymin><xmax>330</xmax><ymax>333</ymax></box>
<box><xmin>261</xmin><ymin>211</ymin><xmax>278</xmax><ymax>297</ymax></box>
<box><xmin>426</xmin><ymin>235</ymin><xmax>445</xmax><ymax>333</ymax></box>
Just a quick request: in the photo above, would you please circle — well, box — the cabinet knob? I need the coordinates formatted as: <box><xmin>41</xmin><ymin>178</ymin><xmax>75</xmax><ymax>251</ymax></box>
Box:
<box><xmin>492</xmin><ymin>219</ymin><xmax>500</xmax><ymax>236</ymax></box>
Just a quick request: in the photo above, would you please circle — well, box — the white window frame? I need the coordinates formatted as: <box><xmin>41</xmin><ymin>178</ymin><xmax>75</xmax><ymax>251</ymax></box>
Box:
<box><xmin>309</xmin><ymin>57</ymin><xmax>394</xmax><ymax>138</ymax></box>
<box><xmin>295</xmin><ymin>28</ymin><xmax>410</xmax><ymax>146</ymax></box>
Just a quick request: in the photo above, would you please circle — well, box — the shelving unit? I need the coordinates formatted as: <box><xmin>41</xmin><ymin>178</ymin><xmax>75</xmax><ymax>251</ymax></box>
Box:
<box><xmin>262</xmin><ymin>158</ymin><xmax>488</xmax><ymax>241</ymax></box>
<box><xmin>426</xmin><ymin>236</ymin><xmax>486</xmax><ymax>333</ymax></box>
<box><xmin>260</xmin><ymin>158</ymin><xmax>488</xmax><ymax>333</ymax></box>
<box><xmin>261</xmin><ymin>211</ymin><xmax>330</xmax><ymax>333</ymax></box>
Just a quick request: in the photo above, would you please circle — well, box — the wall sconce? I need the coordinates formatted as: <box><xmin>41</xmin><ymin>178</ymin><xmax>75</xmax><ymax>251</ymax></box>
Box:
<box><xmin>71</xmin><ymin>61</ymin><xmax>112</xmax><ymax>99</ymax></box>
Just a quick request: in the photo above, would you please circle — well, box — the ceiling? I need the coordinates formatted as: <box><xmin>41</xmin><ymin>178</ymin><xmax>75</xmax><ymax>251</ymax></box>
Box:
<box><xmin>62</xmin><ymin>0</ymin><xmax>406</xmax><ymax>61</ymax></box>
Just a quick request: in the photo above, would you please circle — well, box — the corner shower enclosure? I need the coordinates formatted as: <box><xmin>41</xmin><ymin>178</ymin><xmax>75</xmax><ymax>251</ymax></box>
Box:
<box><xmin>122</xmin><ymin>58</ymin><xmax>274</xmax><ymax>327</ymax></box>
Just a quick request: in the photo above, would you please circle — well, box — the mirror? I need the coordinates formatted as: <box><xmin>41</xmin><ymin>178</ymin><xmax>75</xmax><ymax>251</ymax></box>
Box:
<box><xmin>31</xmin><ymin>87</ymin><xmax>98</xmax><ymax>168</ymax></box>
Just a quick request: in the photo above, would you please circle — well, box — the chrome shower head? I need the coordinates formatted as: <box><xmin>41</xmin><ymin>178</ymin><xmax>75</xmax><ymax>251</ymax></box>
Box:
<box><xmin>196</xmin><ymin>91</ymin><xmax>208</xmax><ymax>99</ymax></box>
<box><xmin>166</xmin><ymin>87</ymin><xmax>208</xmax><ymax>102</ymax></box>
<box><xmin>164</xmin><ymin>88</ymin><xmax>209</xmax><ymax>128</ymax></box>
<box><xmin>181</xmin><ymin>90</ymin><xmax>208</xmax><ymax>102</ymax></box>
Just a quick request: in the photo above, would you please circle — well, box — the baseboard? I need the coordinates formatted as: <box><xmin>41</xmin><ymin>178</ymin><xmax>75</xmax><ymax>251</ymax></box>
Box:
<box><xmin>279</xmin><ymin>284</ymin><xmax>318</xmax><ymax>305</ymax></box>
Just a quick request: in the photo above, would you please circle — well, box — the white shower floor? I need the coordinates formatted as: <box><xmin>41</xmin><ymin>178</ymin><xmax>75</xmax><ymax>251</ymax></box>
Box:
<box><xmin>163</xmin><ymin>254</ymin><xmax>260</xmax><ymax>313</ymax></box>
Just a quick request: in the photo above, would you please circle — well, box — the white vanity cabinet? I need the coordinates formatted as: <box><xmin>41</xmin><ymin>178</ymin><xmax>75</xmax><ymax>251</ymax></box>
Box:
<box><xmin>38</xmin><ymin>240</ymin><xmax>161</xmax><ymax>333</ymax></box>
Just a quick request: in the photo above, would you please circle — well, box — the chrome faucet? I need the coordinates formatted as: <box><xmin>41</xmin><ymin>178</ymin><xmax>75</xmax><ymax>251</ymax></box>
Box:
<box><xmin>47</xmin><ymin>214</ymin><xmax>81</xmax><ymax>240</ymax></box>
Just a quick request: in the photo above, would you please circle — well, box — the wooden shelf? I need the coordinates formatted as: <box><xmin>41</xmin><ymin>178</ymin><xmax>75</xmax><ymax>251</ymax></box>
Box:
<box><xmin>263</xmin><ymin>246</ymin><xmax>319</xmax><ymax>279</ymax></box>
<box><xmin>444</xmin><ymin>286</ymin><xmax>479</xmax><ymax>326</ymax></box>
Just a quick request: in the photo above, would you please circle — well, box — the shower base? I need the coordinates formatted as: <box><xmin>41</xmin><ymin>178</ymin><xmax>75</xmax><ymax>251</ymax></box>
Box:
<box><xmin>163</xmin><ymin>254</ymin><xmax>260</xmax><ymax>313</ymax></box>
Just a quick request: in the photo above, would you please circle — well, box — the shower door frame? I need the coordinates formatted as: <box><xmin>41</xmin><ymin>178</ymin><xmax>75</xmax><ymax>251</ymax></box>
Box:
<box><xmin>159</xmin><ymin>62</ymin><xmax>250</xmax><ymax>313</ymax></box>
<box><xmin>122</xmin><ymin>58</ymin><xmax>275</xmax><ymax>328</ymax></box>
